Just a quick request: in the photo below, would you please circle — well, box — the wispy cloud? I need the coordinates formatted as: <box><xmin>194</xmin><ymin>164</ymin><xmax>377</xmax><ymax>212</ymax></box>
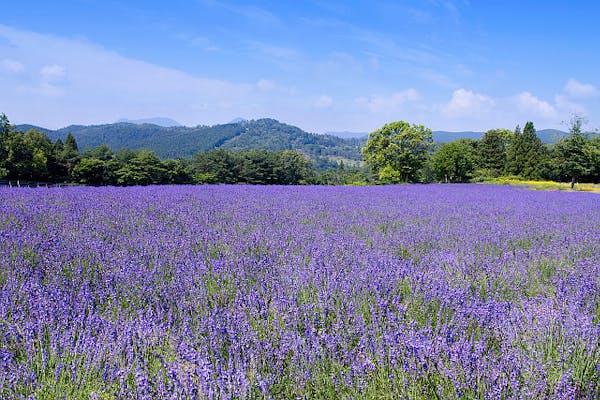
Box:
<box><xmin>1</xmin><ymin>59</ymin><xmax>24</xmax><ymax>73</ymax></box>
<box><xmin>176</xmin><ymin>33</ymin><xmax>220</xmax><ymax>51</ymax></box>
<box><xmin>256</xmin><ymin>79</ymin><xmax>275</xmax><ymax>91</ymax></box>
<box><xmin>564</xmin><ymin>78</ymin><xmax>598</xmax><ymax>98</ymax></box>
<box><xmin>247</xmin><ymin>41</ymin><xmax>300</xmax><ymax>59</ymax></box>
<box><xmin>201</xmin><ymin>0</ymin><xmax>283</xmax><ymax>28</ymax></box>
<box><xmin>0</xmin><ymin>24</ymin><xmax>266</xmax><ymax>127</ymax></box>
<box><xmin>40</xmin><ymin>64</ymin><xmax>67</xmax><ymax>81</ymax></box>
<box><xmin>314</xmin><ymin>95</ymin><xmax>333</xmax><ymax>109</ymax></box>
<box><xmin>355</xmin><ymin>89</ymin><xmax>421</xmax><ymax>113</ymax></box>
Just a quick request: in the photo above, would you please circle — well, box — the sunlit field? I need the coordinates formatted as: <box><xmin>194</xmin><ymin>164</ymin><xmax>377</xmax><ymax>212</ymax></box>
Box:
<box><xmin>1</xmin><ymin>184</ymin><xmax>599</xmax><ymax>399</ymax></box>
<box><xmin>481</xmin><ymin>177</ymin><xmax>600</xmax><ymax>193</ymax></box>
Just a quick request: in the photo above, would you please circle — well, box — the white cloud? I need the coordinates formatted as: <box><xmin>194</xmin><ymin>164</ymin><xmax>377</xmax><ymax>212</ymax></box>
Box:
<box><xmin>554</xmin><ymin>94</ymin><xmax>586</xmax><ymax>114</ymax></box>
<box><xmin>256</xmin><ymin>79</ymin><xmax>275</xmax><ymax>91</ymax></box>
<box><xmin>355</xmin><ymin>89</ymin><xmax>420</xmax><ymax>113</ymax></box>
<box><xmin>513</xmin><ymin>92</ymin><xmax>555</xmax><ymax>118</ymax></box>
<box><xmin>40</xmin><ymin>64</ymin><xmax>66</xmax><ymax>81</ymax></box>
<box><xmin>441</xmin><ymin>88</ymin><xmax>494</xmax><ymax>117</ymax></box>
<box><xmin>564</xmin><ymin>78</ymin><xmax>598</xmax><ymax>98</ymax></box>
<box><xmin>314</xmin><ymin>95</ymin><xmax>333</xmax><ymax>109</ymax></box>
<box><xmin>1</xmin><ymin>59</ymin><xmax>24</xmax><ymax>73</ymax></box>
<box><xmin>0</xmin><ymin>24</ymin><xmax>273</xmax><ymax>127</ymax></box>
<box><xmin>37</xmin><ymin>82</ymin><xmax>66</xmax><ymax>98</ymax></box>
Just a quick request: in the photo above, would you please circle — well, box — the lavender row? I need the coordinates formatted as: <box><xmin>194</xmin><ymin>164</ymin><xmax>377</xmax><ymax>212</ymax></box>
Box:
<box><xmin>1</xmin><ymin>184</ymin><xmax>599</xmax><ymax>399</ymax></box>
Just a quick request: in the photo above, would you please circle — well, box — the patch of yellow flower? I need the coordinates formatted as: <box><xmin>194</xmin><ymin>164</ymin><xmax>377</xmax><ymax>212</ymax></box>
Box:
<box><xmin>481</xmin><ymin>177</ymin><xmax>600</xmax><ymax>193</ymax></box>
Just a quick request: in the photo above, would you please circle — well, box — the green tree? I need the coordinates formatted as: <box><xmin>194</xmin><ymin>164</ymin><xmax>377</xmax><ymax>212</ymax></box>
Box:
<box><xmin>82</xmin><ymin>144</ymin><xmax>114</xmax><ymax>161</ymax></box>
<box><xmin>115</xmin><ymin>150</ymin><xmax>167</xmax><ymax>186</ymax></box>
<box><xmin>61</xmin><ymin>133</ymin><xmax>80</xmax><ymax>176</ymax></box>
<box><xmin>72</xmin><ymin>158</ymin><xmax>108</xmax><ymax>185</ymax></box>
<box><xmin>550</xmin><ymin>116</ymin><xmax>596</xmax><ymax>183</ymax></box>
<box><xmin>589</xmin><ymin>136</ymin><xmax>600</xmax><ymax>182</ymax></box>
<box><xmin>189</xmin><ymin>149</ymin><xmax>241</xmax><ymax>184</ymax></box>
<box><xmin>362</xmin><ymin>121</ymin><xmax>433</xmax><ymax>183</ymax></box>
<box><xmin>162</xmin><ymin>158</ymin><xmax>191</xmax><ymax>184</ymax></box>
<box><xmin>476</xmin><ymin>129</ymin><xmax>512</xmax><ymax>177</ymax></box>
<box><xmin>273</xmin><ymin>150</ymin><xmax>314</xmax><ymax>184</ymax></box>
<box><xmin>47</xmin><ymin>138</ymin><xmax>69</xmax><ymax>180</ymax></box>
<box><xmin>505</xmin><ymin>122</ymin><xmax>548</xmax><ymax>179</ymax></box>
<box><xmin>239</xmin><ymin>150</ymin><xmax>277</xmax><ymax>184</ymax></box>
<box><xmin>3</xmin><ymin>129</ymin><xmax>53</xmax><ymax>181</ymax></box>
<box><xmin>0</xmin><ymin>114</ymin><xmax>12</xmax><ymax>178</ymax></box>
<box><xmin>432</xmin><ymin>139</ymin><xmax>476</xmax><ymax>182</ymax></box>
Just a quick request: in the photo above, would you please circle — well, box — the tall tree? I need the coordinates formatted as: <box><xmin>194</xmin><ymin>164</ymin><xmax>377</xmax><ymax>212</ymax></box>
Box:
<box><xmin>61</xmin><ymin>133</ymin><xmax>80</xmax><ymax>175</ymax></box>
<box><xmin>550</xmin><ymin>116</ymin><xmax>596</xmax><ymax>183</ymax></box>
<box><xmin>0</xmin><ymin>114</ymin><xmax>12</xmax><ymax>178</ymax></box>
<box><xmin>362</xmin><ymin>121</ymin><xmax>433</xmax><ymax>183</ymax></box>
<box><xmin>477</xmin><ymin>129</ymin><xmax>512</xmax><ymax>177</ymax></box>
<box><xmin>505</xmin><ymin>122</ymin><xmax>547</xmax><ymax>179</ymax></box>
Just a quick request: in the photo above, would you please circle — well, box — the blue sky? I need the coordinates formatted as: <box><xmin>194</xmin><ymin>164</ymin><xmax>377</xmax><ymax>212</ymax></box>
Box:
<box><xmin>1</xmin><ymin>1</ymin><xmax>599</xmax><ymax>134</ymax></box>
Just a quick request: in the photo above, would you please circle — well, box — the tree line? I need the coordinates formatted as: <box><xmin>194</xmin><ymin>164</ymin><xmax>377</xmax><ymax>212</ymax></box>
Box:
<box><xmin>1</xmin><ymin>114</ymin><xmax>366</xmax><ymax>186</ymax></box>
<box><xmin>363</xmin><ymin>117</ymin><xmax>600</xmax><ymax>184</ymax></box>
<box><xmin>3</xmin><ymin>112</ymin><xmax>598</xmax><ymax>186</ymax></box>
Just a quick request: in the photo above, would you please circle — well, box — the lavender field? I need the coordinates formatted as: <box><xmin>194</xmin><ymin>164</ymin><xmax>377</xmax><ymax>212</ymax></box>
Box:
<box><xmin>1</xmin><ymin>184</ymin><xmax>599</xmax><ymax>399</ymax></box>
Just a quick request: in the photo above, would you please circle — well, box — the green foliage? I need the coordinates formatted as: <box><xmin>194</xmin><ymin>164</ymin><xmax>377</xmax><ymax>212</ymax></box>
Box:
<box><xmin>1</xmin><ymin>129</ymin><xmax>53</xmax><ymax>180</ymax></box>
<box><xmin>190</xmin><ymin>149</ymin><xmax>315</xmax><ymax>185</ymax></box>
<box><xmin>82</xmin><ymin>143</ymin><xmax>113</xmax><ymax>161</ymax></box>
<box><xmin>3</xmin><ymin>111</ymin><xmax>600</xmax><ymax>186</ymax></box>
<box><xmin>549</xmin><ymin>116</ymin><xmax>598</xmax><ymax>183</ymax></box>
<box><xmin>505</xmin><ymin>122</ymin><xmax>549</xmax><ymax>179</ymax></box>
<box><xmin>314</xmin><ymin>163</ymin><xmax>374</xmax><ymax>185</ymax></box>
<box><xmin>31</xmin><ymin>119</ymin><xmax>364</xmax><ymax>165</ymax></box>
<box><xmin>362</xmin><ymin>121</ymin><xmax>433</xmax><ymax>183</ymax></box>
<box><xmin>190</xmin><ymin>149</ymin><xmax>241</xmax><ymax>184</ymax></box>
<box><xmin>114</xmin><ymin>150</ymin><xmax>167</xmax><ymax>186</ymax></box>
<box><xmin>431</xmin><ymin>139</ymin><xmax>476</xmax><ymax>182</ymax></box>
<box><xmin>162</xmin><ymin>158</ymin><xmax>190</xmax><ymax>184</ymax></box>
<box><xmin>476</xmin><ymin>129</ymin><xmax>512</xmax><ymax>177</ymax></box>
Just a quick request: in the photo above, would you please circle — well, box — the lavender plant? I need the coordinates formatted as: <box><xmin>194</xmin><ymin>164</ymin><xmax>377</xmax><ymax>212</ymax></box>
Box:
<box><xmin>1</xmin><ymin>184</ymin><xmax>599</xmax><ymax>399</ymax></box>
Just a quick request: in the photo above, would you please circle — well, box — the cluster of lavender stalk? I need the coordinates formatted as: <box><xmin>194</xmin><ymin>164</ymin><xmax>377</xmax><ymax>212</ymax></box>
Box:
<box><xmin>1</xmin><ymin>184</ymin><xmax>599</xmax><ymax>399</ymax></box>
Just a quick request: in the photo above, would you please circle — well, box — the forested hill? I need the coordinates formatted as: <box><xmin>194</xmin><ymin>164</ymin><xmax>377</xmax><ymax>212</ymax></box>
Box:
<box><xmin>16</xmin><ymin>119</ymin><xmax>364</xmax><ymax>163</ymax></box>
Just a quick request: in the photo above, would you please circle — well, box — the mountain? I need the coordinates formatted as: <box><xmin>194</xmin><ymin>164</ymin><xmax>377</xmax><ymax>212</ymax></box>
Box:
<box><xmin>326</xmin><ymin>131</ymin><xmax>368</xmax><ymax>139</ymax></box>
<box><xmin>116</xmin><ymin>117</ymin><xmax>181</xmax><ymax>127</ymax></box>
<box><xmin>432</xmin><ymin>131</ymin><xmax>483</xmax><ymax>143</ymax></box>
<box><xmin>536</xmin><ymin>129</ymin><xmax>568</xmax><ymax>143</ymax></box>
<box><xmin>13</xmin><ymin>124</ymin><xmax>53</xmax><ymax>134</ymax></box>
<box><xmin>16</xmin><ymin>119</ymin><xmax>364</xmax><ymax>164</ymax></box>
<box><xmin>229</xmin><ymin>117</ymin><xmax>247</xmax><ymax>124</ymax></box>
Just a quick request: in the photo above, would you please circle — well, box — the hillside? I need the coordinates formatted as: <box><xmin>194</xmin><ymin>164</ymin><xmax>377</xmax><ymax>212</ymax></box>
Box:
<box><xmin>16</xmin><ymin>119</ymin><xmax>364</xmax><ymax>163</ymax></box>
<box><xmin>13</xmin><ymin>120</ymin><xmax>568</xmax><ymax>165</ymax></box>
<box><xmin>116</xmin><ymin>117</ymin><xmax>182</xmax><ymax>127</ymax></box>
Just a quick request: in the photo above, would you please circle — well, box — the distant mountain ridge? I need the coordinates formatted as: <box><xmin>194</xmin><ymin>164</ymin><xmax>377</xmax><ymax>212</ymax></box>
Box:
<box><xmin>16</xmin><ymin>119</ymin><xmax>364</xmax><ymax>164</ymax></box>
<box><xmin>116</xmin><ymin>117</ymin><xmax>181</xmax><ymax>127</ymax></box>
